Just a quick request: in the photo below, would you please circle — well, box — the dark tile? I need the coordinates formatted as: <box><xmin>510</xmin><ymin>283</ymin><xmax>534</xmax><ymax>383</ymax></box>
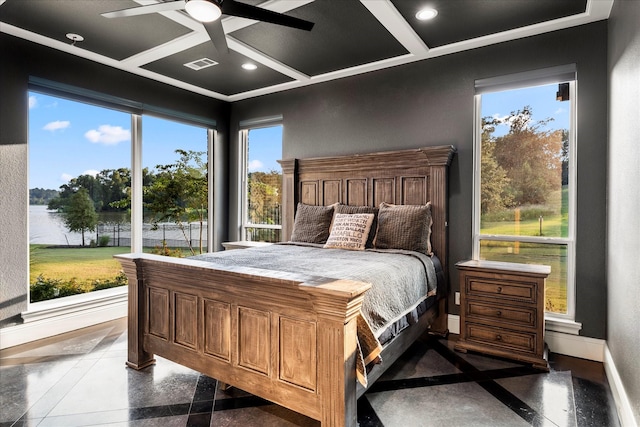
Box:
<box><xmin>572</xmin><ymin>377</ymin><xmax>621</xmax><ymax>427</ymax></box>
<box><xmin>0</xmin><ymin>322</ymin><xmax>622</xmax><ymax>427</ymax></box>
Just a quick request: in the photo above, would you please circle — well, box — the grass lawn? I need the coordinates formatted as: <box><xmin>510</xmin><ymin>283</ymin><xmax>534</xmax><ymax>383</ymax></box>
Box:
<box><xmin>30</xmin><ymin>244</ymin><xmax>129</xmax><ymax>283</ymax></box>
<box><xmin>479</xmin><ymin>241</ymin><xmax>567</xmax><ymax>314</ymax></box>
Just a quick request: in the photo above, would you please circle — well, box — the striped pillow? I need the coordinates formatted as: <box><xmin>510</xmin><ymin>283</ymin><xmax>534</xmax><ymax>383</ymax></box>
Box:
<box><xmin>324</xmin><ymin>213</ymin><xmax>375</xmax><ymax>251</ymax></box>
<box><xmin>374</xmin><ymin>202</ymin><xmax>433</xmax><ymax>255</ymax></box>
<box><xmin>334</xmin><ymin>204</ymin><xmax>379</xmax><ymax>248</ymax></box>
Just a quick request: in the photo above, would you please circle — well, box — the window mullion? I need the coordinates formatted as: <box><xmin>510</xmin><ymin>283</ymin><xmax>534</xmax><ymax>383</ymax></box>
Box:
<box><xmin>131</xmin><ymin>114</ymin><xmax>143</xmax><ymax>253</ymax></box>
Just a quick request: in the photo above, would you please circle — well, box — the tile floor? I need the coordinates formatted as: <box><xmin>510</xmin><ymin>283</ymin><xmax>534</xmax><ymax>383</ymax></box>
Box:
<box><xmin>0</xmin><ymin>318</ymin><xmax>620</xmax><ymax>427</ymax></box>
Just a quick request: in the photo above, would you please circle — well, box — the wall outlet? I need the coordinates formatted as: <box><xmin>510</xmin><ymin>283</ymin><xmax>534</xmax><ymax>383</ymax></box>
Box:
<box><xmin>455</xmin><ymin>292</ymin><xmax>460</xmax><ymax>305</ymax></box>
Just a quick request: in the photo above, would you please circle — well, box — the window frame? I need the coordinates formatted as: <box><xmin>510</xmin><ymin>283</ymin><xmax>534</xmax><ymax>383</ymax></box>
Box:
<box><xmin>238</xmin><ymin>117</ymin><xmax>283</xmax><ymax>242</ymax></box>
<box><xmin>27</xmin><ymin>85</ymin><xmax>217</xmax><ymax>309</ymax></box>
<box><xmin>472</xmin><ymin>68</ymin><xmax>578</xmax><ymax>321</ymax></box>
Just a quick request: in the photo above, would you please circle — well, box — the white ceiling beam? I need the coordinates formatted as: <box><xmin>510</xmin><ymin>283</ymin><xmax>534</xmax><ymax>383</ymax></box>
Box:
<box><xmin>229</xmin><ymin>0</ymin><xmax>614</xmax><ymax>101</ymax></box>
<box><xmin>121</xmin><ymin>31</ymin><xmax>210</xmax><ymax>68</ymax></box>
<box><xmin>227</xmin><ymin>36</ymin><xmax>310</xmax><ymax>81</ymax></box>
<box><xmin>0</xmin><ymin>22</ymin><xmax>231</xmax><ymax>101</ymax></box>
<box><xmin>360</xmin><ymin>0</ymin><xmax>429</xmax><ymax>56</ymax></box>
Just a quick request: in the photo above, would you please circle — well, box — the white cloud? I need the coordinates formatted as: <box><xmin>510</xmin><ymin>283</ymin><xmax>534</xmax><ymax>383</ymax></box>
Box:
<box><xmin>29</xmin><ymin>96</ymin><xmax>38</xmax><ymax>109</ymax></box>
<box><xmin>82</xmin><ymin>169</ymin><xmax>100</xmax><ymax>177</ymax></box>
<box><xmin>555</xmin><ymin>108</ymin><xmax>566</xmax><ymax>115</ymax></box>
<box><xmin>85</xmin><ymin>125</ymin><xmax>130</xmax><ymax>145</ymax></box>
<box><xmin>43</xmin><ymin>120</ymin><xmax>70</xmax><ymax>131</ymax></box>
<box><xmin>248</xmin><ymin>159</ymin><xmax>264</xmax><ymax>172</ymax></box>
<box><xmin>60</xmin><ymin>173</ymin><xmax>74</xmax><ymax>182</ymax></box>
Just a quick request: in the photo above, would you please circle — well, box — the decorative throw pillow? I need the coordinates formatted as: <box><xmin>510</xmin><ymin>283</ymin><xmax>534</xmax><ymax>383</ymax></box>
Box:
<box><xmin>324</xmin><ymin>213</ymin><xmax>375</xmax><ymax>251</ymax></box>
<box><xmin>290</xmin><ymin>203</ymin><xmax>336</xmax><ymax>244</ymax></box>
<box><xmin>334</xmin><ymin>204</ymin><xmax>379</xmax><ymax>248</ymax></box>
<box><xmin>374</xmin><ymin>202</ymin><xmax>433</xmax><ymax>255</ymax></box>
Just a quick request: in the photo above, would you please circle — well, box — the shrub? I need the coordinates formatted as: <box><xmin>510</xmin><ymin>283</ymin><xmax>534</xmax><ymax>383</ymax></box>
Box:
<box><xmin>30</xmin><ymin>271</ymin><xmax>128</xmax><ymax>303</ymax></box>
<box><xmin>151</xmin><ymin>241</ymin><xmax>183</xmax><ymax>257</ymax></box>
<box><xmin>98</xmin><ymin>235</ymin><xmax>111</xmax><ymax>247</ymax></box>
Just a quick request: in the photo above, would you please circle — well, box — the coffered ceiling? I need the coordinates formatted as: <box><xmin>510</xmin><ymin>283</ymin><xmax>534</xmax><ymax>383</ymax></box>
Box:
<box><xmin>0</xmin><ymin>0</ymin><xmax>613</xmax><ymax>102</ymax></box>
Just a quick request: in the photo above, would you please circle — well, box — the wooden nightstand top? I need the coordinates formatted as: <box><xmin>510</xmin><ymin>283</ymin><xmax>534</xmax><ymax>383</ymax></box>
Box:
<box><xmin>456</xmin><ymin>259</ymin><xmax>551</xmax><ymax>277</ymax></box>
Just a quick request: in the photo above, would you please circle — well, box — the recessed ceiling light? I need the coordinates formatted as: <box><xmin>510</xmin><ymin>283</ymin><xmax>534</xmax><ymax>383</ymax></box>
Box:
<box><xmin>416</xmin><ymin>8</ymin><xmax>438</xmax><ymax>21</ymax></box>
<box><xmin>242</xmin><ymin>63</ymin><xmax>258</xmax><ymax>71</ymax></box>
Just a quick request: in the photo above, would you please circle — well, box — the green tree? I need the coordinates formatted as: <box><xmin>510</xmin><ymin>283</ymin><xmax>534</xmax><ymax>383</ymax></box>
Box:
<box><xmin>144</xmin><ymin>150</ymin><xmax>207</xmax><ymax>255</ymax></box>
<box><xmin>247</xmin><ymin>170</ymin><xmax>281</xmax><ymax>223</ymax></box>
<box><xmin>492</xmin><ymin>106</ymin><xmax>563</xmax><ymax>207</ymax></box>
<box><xmin>29</xmin><ymin>188</ymin><xmax>59</xmax><ymax>205</ymax></box>
<box><xmin>481</xmin><ymin>117</ymin><xmax>512</xmax><ymax>214</ymax></box>
<box><xmin>63</xmin><ymin>188</ymin><xmax>98</xmax><ymax>246</ymax></box>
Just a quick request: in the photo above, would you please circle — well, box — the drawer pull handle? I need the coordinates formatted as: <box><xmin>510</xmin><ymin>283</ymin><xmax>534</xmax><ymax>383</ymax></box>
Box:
<box><xmin>497</xmin><ymin>286</ymin><xmax>503</xmax><ymax>293</ymax></box>
<box><xmin>496</xmin><ymin>334</ymin><xmax>503</xmax><ymax>341</ymax></box>
<box><xmin>496</xmin><ymin>310</ymin><xmax>502</xmax><ymax>317</ymax></box>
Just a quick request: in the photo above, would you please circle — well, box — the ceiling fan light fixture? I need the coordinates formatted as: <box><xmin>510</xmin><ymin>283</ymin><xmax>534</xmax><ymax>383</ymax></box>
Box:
<box><xmin>416</xmin><ymin>8</ymin><xmax>438</xmax><ymax>21</ymax></box>
<box><xmin>185</xmin><ymin>0</ymin><xmax>222</xmax><ymax>23</ymax></box>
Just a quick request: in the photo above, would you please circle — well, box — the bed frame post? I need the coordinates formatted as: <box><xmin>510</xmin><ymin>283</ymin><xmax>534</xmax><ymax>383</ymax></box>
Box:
<box><xmin>303</xmin><ymin>280</ymin><xmax>370</xmax><ymax>427</ymax></box>
<box><xmin>279</xmin><ymin>158</ymin><xmax>298</xmax><ymax>242</ymax></box>
<box><xmin>117</xmin><ymin>255</ymin><xmax>156</xmax><ymax>370</ymax></box>
<box><xmin>428</xmin><ymin>163</ymin><xmax>450</xmax><ymax>336</ymax></box>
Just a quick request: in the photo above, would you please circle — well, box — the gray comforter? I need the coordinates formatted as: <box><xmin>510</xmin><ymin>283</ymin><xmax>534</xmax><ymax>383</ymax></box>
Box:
<box><xmin>190</xmin><ymin>242</ymin><xmax>437</xmax><ymax>337</ymax></box>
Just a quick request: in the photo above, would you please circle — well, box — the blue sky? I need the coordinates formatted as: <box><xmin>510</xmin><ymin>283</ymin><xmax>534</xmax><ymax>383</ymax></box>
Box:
<box><xmin>247</xmin><ymin>125</ymin><xmax>283</xmax><ymax>173</ymax></box>
<box><xmin>29</xmin><ymin>84</ymin><xmax>563</xmax><ymax>190</ymax></box>
<box><xmin>28</xmin><ymin>92</ymin><xmax>282</xmax><ymax>189</ymax></box>
<box><xmin>481</xmin><ymin>83</ymin><xmax>571</xmax><ymax>137</ymax></box>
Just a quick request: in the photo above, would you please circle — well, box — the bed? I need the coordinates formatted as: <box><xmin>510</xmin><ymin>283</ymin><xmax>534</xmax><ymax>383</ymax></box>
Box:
<box><xmin>115</xmin><ymin>145</ymin><xmax>455</xmax><ymax>427</ymax></box>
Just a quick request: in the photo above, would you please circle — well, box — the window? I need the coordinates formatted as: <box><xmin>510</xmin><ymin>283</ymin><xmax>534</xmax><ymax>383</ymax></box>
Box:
<box><xmin>473</xmin><ymin>66</ymin><xmax>576</xmax><ymax>319</ymax></box>
<box><xmin>28</xmin><ymin>91</ymin><xmax>131</xmax><ymax>303</ymax></box>
<box><xmin>28</xmin><ymin>88</ymin><xmax>215</xmax><ymax>304</ymax></box>
<box><xmin>239</xmin><ymin>122</ymin><xmax>283</xmax><ymax>242</ymax></box>
<box><xmin>142</xmin><ymin>116</ymin><xmax>209</xmax><ymax>256</ymax></box>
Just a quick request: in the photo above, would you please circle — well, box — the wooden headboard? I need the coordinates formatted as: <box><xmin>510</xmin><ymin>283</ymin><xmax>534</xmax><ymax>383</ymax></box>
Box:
<box><xmin>279</xmin><ymin>145</ymin><xmax>456</xmax><ymax>281</ymax></box>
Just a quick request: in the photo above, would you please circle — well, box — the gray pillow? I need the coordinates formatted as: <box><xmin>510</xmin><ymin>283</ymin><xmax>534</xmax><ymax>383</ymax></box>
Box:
<box><xmin>374</xmin><ymin>202</ymin><xmax>433</xmax><ymax>255</ymax></box>
<box><xmin>334</xmin><ymin>204</ymin><xmax>379</xmax><ymax>248</ymax></box>
<box><xmin>290</xmin><ymin>203</ymin><xmax>336</xmax><ymax>244</ymax></box>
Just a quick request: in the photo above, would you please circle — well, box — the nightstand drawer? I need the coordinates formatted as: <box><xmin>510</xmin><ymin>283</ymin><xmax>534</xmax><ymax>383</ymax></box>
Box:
<box><xmin>466</xmin><ymin>277</ymin><xmax>536</xmax><ymax>303</ymax></box>
<box><xmin>466</xmin><ymin>301</ymin><xmax>536</xmax><ymax>328</ymax></box>
<box><xmin>465</xmin><ymin>323</ymin><xmax>536</xmax><ymax>354</ymax></box>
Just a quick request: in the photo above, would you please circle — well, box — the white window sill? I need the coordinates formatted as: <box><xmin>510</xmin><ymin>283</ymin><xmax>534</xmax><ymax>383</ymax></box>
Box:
<box><xmin>545</xmin><ymin>316</ymin><xmax>582</xmax><ymax>335</ymax></box>
<box><xmin>23</xmin><ymin>286</ymin><xmax>127</xmax><ymax>323</ymax></box>
<box><xmin>0</xmin><ymin>287</ymin><xmax>127</xmax><ymax>350</ymax></box>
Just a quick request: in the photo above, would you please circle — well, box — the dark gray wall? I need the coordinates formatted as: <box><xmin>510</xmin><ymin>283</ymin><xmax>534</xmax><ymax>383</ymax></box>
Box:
<box><xmin>230</xmin><ymin>22</ymin><xmax>609</xmax><ymax>339</ymax></box>
<box><xmin>607</xmin><ymin>0</ymin><xmax>640</xmax><ymax>423</ymax></box>
<box><xmin>0</xmin><ymin>33</ymin><xmax>231</xmax><ymax>325</ymax></box>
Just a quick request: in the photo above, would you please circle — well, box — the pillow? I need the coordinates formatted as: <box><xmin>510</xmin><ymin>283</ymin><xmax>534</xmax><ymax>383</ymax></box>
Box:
<box><xmin>290</xmin><ymin>203</ymin><xmax>336</xmax><ymax>244</ymax></box>
<box><xmin>374</xmin><ymin>202</ymin><xmax>433</xmax><ymax>255</ymax></box>
<box><xmin>334</xmin><ymin>204</ymin><xmax>379</xmax><ymax>248</ymax></box>
<box><xmin>324</xmin><ymin>213</ymin><xmax>375</xmax><ymax>251</ymax></box>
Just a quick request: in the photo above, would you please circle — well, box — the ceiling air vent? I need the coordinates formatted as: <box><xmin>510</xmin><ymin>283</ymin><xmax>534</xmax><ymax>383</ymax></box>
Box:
<box><xmin>184</xmin><ymin>58</ymin><xmax>218</xmax><ymax>71</ymax></box>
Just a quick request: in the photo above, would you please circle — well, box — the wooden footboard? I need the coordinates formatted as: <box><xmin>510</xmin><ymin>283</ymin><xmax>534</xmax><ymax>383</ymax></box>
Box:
<box><xmin>116</xmin><ymin>252</ymin><xmax>371</xmax><ymax>427</ymax></box>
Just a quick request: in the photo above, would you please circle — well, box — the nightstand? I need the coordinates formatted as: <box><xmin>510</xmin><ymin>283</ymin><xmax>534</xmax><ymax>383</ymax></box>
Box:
<box><xmin>221</xmin><ymin>241</ymin><xmax>273</xmax><ymax>250</ymax></box>
<box><xmin>454</xmin><ymin>259</ymin><xmax>551</xmax><ymax>371</ymax></box>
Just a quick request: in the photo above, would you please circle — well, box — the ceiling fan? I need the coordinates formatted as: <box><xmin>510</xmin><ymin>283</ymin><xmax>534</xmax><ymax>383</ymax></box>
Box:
<box><xmin>102</xmin><ymin>0</ymin><xmax>314</xmax><ymax>54</ymax></box>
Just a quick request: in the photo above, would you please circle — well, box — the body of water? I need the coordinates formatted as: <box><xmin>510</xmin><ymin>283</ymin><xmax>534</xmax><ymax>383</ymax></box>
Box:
<box><xmin>30</xmin><ymin>205</ymin><xmax>86</xmax><ymax>245</ymax></box>
<box><xmin>29</xmin><ymin>205</ymin><xmax>206</xmax><ymax>248</ymax></box>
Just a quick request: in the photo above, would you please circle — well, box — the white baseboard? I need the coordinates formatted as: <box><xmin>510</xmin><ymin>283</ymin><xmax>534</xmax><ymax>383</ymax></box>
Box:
<box><xmin>0</xmin><ymin>288</ymin><xmax>127</xmax><ymax>350</ymax></box>
<box><xmin>604</xmin><ymin>344</ymin><xmax>638</xmax><ymax>427</ymax></box>
<box><xmin>545</xmin><ymin>330</ymin><xmax>605</xmax><ymax>362</ymax></box>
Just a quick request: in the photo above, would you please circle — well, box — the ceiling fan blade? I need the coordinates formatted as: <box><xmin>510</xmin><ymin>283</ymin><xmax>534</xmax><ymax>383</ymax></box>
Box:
<box><xmin>221</xmin><ymin>0</ymin><xmax>314</xmax><ymax>31</ymax></box>
<box><xmin>101</xmin><ymin>1</ymin><xmax>186</xmax><ymax>19</ymax></box>
<box><xmin>203</xmin><ymin>20</ymin><xmax>229</xmax><ymax>55</ymax></box>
